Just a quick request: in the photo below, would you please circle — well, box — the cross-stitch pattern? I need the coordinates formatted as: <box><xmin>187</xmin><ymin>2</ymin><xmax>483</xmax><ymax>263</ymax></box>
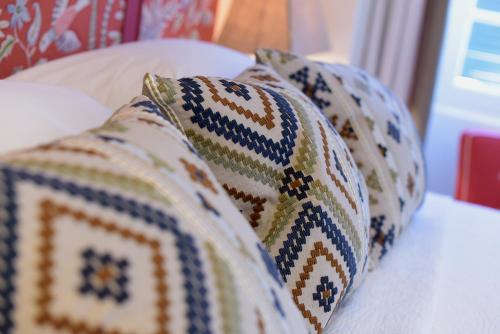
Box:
<box><xmin>143</xmin><ymin>65</ymin><xmax>371</xmax><ymax>333</ymax></box>
<box><xmin>0</xmin><ymin>96</ymin><xmax>307</xmax><ymax>334</ymax></box>
<box><xmin>256</xmin><ymin>49</ymin><xmax>426</xmax><ymax>267</ymax></box>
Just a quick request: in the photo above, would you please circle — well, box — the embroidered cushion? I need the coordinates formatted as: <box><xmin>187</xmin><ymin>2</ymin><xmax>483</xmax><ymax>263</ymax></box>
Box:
<box><xmin>143</xmin><ymin>65</ymin><xmax>370</xmax><ymax>333</ymax></box>
<box><xmin>0</xmin><ymin>96</ymin><xmax>308</xmax><ymax>334</ymax></box>
<box><xmin>255</xmin><ymin>49</ymin><xmax>426</xmax><ymax>266</ymax></box>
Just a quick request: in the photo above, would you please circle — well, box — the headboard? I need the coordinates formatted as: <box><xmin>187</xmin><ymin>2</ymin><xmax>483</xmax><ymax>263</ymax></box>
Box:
<box><xmin>0</xmin><ymin>0</ymin><xmax>217</xmax><ymax>78</ymax></box>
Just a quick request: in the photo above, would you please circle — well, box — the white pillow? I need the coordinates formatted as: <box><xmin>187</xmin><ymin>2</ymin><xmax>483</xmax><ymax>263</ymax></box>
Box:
<box><xmin>0</xmin><ymin>81</ymin><xmax>112</xmax><ymax>154</ymax></box>
<box><xmin>8</xmin><ymin>39</ymin><xmax>254</xmax><ymax>110</ymax></box>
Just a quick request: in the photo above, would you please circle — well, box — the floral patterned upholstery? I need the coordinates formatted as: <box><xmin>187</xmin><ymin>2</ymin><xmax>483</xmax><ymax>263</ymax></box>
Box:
<box><xmin>139</xmin><ymin>0</ymin><xmax>216</xmax><ymax>40</ymax></box>
<box><xmin>0</xmin><ymin>0</ymin><xmax>218</xmax><ymax>78</ymax></box>
<box><xmin>0</xmin><ymin>0</ymin><xmax>127</xmax><ymax>78</ymax></box>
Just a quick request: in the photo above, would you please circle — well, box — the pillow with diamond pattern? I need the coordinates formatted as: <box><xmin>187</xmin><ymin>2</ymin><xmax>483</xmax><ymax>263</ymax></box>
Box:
<box><xmin>0</xmin><ymin>96</ymin><xmax>308</xmax><ymax>334</ymax></box>
<box><xmin>143</xmin><ymin>65</ymin><xmax>370</xmax><ymax>333</ymax></box>
<box><xmin>256</xmin><ymin>49</ymin><xmax>426</xmax><ymax>266</ymax></box>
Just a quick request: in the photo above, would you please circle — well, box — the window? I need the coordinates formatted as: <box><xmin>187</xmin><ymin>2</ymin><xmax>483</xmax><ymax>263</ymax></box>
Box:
<box><xmin>458</xmin><ymin>0</ymin><xmax>500</xmax><ymax>89</ymax></box>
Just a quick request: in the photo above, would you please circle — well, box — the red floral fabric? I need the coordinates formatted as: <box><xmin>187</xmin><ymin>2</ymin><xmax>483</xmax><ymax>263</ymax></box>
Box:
<box><xmin>0</xmin><ymin>0</ymin><xmax>127</xmax><ymax>78</ymax></box>
<box><xmin>0</xmin><ymin>0</ymin><xmax>218</xmax><ymax>79</ymax></box>
<box><xmin>139</xmin><ymin>0</ymin><xmax>216</xmax><ymax>41</ymax></box>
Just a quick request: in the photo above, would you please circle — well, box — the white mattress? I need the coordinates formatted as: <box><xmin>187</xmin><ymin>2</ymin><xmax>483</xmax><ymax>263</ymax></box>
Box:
<box><xmin>327</xmin><ymin>192</ymin><xmax>500</xmax><ymax>334</ymax></box>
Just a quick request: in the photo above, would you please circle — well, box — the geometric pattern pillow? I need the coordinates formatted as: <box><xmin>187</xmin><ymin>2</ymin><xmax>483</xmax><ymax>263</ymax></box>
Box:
<box><xmin>143</xmin><ymin>66</ymin><xmax>370</xmax><ymax>333</ymax></box>
<box><xmin>256</xmin><ymin>49</ymin><xmax>426</xmax><ymax>266</ymax></box>
<box><xmin>0</xmin><ymin>96</ymin><xmax>308</xmax><ymax>334</ymax></box>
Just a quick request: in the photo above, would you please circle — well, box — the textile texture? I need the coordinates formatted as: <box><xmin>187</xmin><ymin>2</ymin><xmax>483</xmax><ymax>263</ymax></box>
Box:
<box><xmin>0</xmin><ymin>96</ymin><xmax>308</xmax><ymax>334</ymax></box>
<box><xmin>143</xmin><ymin>65</ymin><xmax>371</xmax><ymax>333</ymax></box>
<box><xmin>256</xmin><ymin>49</ymin><xmax>426</xmax><ymax>266</ymax></box>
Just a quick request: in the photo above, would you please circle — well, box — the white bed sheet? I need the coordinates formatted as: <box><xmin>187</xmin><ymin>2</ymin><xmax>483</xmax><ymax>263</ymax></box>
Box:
<box><xmin>327</xmin><ymin>192</ymin><xmax>500</xmax><ymax>334</ymax></box>
<box><xmin>8</xmin><ymin>39</ymin><xmax>254</xmax><ymax>110</ymax></box>
<box><xmin>0</xmin><ymin>81</ymin><xmax>112</xmax><ymax>154</ymax></box>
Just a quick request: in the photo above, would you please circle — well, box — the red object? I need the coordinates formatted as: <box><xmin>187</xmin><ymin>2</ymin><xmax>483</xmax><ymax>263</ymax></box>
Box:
<box><xmin>0</xmin><ymin>0</ymin><xmax>218</xmax><ymax>78</ymax></box>
<box><xmin>455</xmin><ymin>130</ymin><xmax>500</xmax><ymax>209</ymax></box>
<box><xmin>0</xmin><ymin>0</ymin><xmax>127</xmax><ymax>78</ymax></box>
<box><xmin>123</xmin><ymin>0</ymin><xmax>142</xmax><ymax>42</ymax></box>
<box><xmin>138</xmin><ymin>0</ymin><xmax>217</xmax><ymax>40</ymax></box>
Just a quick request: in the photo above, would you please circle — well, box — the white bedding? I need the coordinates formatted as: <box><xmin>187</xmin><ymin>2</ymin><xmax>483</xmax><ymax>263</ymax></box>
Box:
<box><xmin>0</xmin><ymin>81</ymin><xmax>111</xmax><ymax>154</ymax></box>
<box><xmin>8</xmin><ymin>39</ymin><xmax>254</xmax><ymax>110</ymax></box>
<box><xmin>4</xmin><ymin>40</ymin><xmax>500</xmax><ymax>333</ymax></box>
<box><xmin>328</xmin><ymin>192</ymin><xmax>500</xmax><ymax>334</ymax></box>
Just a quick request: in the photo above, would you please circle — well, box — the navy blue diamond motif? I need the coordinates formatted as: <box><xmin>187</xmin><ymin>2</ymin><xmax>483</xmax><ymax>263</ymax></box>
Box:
<box><xmin>312</xmin><ymin>276</ymin><xmax>338</xmax><ymax>313</ymax></box>
<box><xmin>79</xmin><ymin>248</ymin><xmax>130</xmax><ymax>304</ymax></box>
<box><xmin>279</xmin><ymin>167</ymin><xmax>313</xmax><ymax>200</ymax></box>
<box><xmin>221</xmin><ymin>80</ymin><xmax>252</xmax><ymax>101</ymax></box>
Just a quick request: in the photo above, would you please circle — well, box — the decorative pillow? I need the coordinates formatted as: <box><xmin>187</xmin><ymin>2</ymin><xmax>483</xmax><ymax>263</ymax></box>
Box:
<box><xmin>143</xmin><ymin>65</ymin><xmax>370</xmax><ymax>333</ymax></box>
<box><xmin>0</xmin><ymin>96</ymin><xmax>308</xmax><ymax>334</ymax></box>
<box><xmin>255</xmin><ymin>49</ymin><xmax>426</xmax><ymax>266</ymax></box>
<box><xmin>0</xmin><ymin>81</ymin><xmax>112</xmax><ymax>155</ymax></box>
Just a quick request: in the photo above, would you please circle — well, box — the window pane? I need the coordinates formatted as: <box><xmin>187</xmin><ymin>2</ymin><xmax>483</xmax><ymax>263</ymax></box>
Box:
<box><xmin>477</xmin><ymin>0</ymin><xmax>500</xmax><ymax>12</ymax></box>
<box><xmin>462</xmin><ymin>22</ymin><xmax>500</xmax><ymax>84</ymax></box>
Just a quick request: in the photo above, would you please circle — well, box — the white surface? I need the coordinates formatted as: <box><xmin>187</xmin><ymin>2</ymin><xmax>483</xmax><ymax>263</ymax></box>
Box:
<box><xmin>328</xmin><ymin>192</ymin><xmax>500</xmax><ymax>334</ymax></box>
<box><xmin>0</xmin><ymin>81</ymin><xmax>112</xmax><ymax>154</ymax></box>
<box><xmin>352</xmin><ymin>0</ymin><xmax>426</xmax><ymax>103</ymax></box>
<box><xmin>8</xmin><ymin>39</ymin><xmax>254</xmax><ymax>110</ymax></box>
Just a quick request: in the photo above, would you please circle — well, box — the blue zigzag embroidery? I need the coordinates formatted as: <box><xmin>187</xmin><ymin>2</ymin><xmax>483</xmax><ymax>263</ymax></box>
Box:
<box><xmin>180</xmin><ymin>78</ymin><xmax>299</xmax><ymax>166</ymax></box>
<box><xmin>132</xmin><ymin>99</ymin><xmax>172</xmax><ymax>123</ymax></box>
<box><xmin>275</xmin><ymin>202</ymin><xmax>357</xmax><ymax>292</ymax></box>
<box><xmin>0</xmin><ymin>166</ymin><xmax>211</xmax><ymax>334</ymax></box>
<box><xmin>289</xmin><ymin>66</ymin><xmax>332</xmax><ymax>111</ymax></box>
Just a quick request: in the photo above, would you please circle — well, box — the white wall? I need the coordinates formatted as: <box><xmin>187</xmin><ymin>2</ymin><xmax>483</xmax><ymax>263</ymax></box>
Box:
<box><xmin>425</xmin><ymin>105</ymin><xmax>500</xmax><ymax>195</ymax></box>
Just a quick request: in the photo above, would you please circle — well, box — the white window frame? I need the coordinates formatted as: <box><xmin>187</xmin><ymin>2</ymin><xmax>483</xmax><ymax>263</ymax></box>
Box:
<box><xmin>434</xmin><ymin>0</ymin><xmax>500</xmax><ymax>119</ymax></box>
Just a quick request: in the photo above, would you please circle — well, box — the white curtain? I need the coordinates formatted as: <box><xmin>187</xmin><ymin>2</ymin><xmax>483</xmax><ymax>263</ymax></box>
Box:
<box><xmin>351</xmin><ymin>0</ymin><xmax>427</xmax><ymax>103</ymax></box>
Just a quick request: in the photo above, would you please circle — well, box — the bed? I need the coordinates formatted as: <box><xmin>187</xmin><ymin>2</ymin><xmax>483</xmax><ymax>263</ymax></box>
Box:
<box><xmin>3</xmin><ymin>38</ymin><xmax>500</xmax><ymax>334</ymax></box>
<box><xmin>327</xmin><ymin>192</ymin><xmax>500</xmax><ymax>334</ymax></box>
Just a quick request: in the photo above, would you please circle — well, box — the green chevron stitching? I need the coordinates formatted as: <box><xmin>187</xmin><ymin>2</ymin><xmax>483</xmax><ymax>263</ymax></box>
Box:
<box><xmin>369</xmin><ymin>194</ymin><xmax>379</xmax><ymax>205</ymax></box>
<box><xmin>90</xmin><ymin>122</ymin><xmax>128</xmax><ymax>134</ymax></box>
<box><xmin>147</xmin><ymin>152</ymin><xmax>175</xmax><ymax>172</ymax></box>
<box><xmin>289</xmin><ymin>95</ymin><xmax>317</xmax><ymax>174</ymax></box>
<box><xmin>308</xmin><ymin>180</ymin><xmax>362</xmax><ymax>259</ymax></box>
<box><xmin>366</xmin><ymin>169</ymin><xmax>383</xmax><ymax>192</ymax></box>
<box><xmin>263</xmin><ymin>193</ymin><xmax>299</xmax><ymax>246</ymax></box>
<box><xmin>256</xmin><ymin>94</ymin><xmax>362</xmax><ymax>255</ymax></box>
<box><xmin>155</xmin><ymin>75</ymin><xmax>177</xmax><ymax>104</ymax></box>
<box><xmin>263</xmin><ymin>179</ymin><xmax>362</xmax><ymax>259</ymax></box>
<box><xmin>7</xmin><ymin>159</ymin><xmax>171</xmax><ymax>206</ymax></box>
<box><xmin>143</xmin><ymin>73</ymin><xmax>185</xmax><ymax>134</ymax></box>
<box><xmin>185</xmin><ymin>130</ymin><xmax>284</xmax><ymax>188</ymax></box>
<box><xmin>205</xmin><ymin>242</ymin><xmax>241</xmax><ymax>334</ymax></box>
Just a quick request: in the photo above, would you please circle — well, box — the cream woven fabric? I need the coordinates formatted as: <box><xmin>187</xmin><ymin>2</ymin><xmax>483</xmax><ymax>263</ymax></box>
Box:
<box><xmin>256</xmin><ymin>49</ymin><xmax>426</xmax><ymax>266</ymax></box>
<box><xmin>0</xmin><ymin>96</ymin><xmax>307</xmax><ymax>334</ymax></box>
<box><xmin>143</xmin><ymin>65</ymin><xmax>370</xmax><ymax>333</ymax></box>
